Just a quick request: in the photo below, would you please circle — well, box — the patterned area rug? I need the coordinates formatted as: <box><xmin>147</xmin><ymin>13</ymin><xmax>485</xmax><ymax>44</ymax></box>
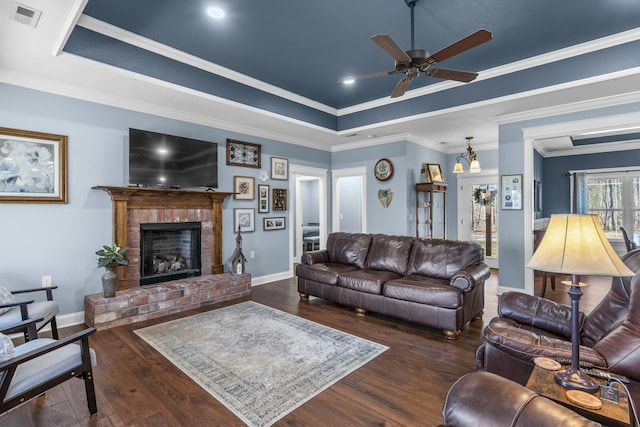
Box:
<box><xmin>134</xmin><ymin>301</ymin><xmax>388</xmax><ymax>427</ymax></box>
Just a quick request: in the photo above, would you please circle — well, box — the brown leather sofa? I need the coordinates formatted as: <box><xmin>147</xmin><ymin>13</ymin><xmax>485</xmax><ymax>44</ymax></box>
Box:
<box><xmin>476</xmin><ymin>248</ymin><xmax>640</xmax><ymax>405</ymax></box>
<box><xmin>441</xmin><ymin>371</ymin><xmax>600</xmax><ymax>426</ymax></box>
<box><xmin>296</xmin><ymin>232</ymin><xmax>490</xmax><ymax>338</ymax></box>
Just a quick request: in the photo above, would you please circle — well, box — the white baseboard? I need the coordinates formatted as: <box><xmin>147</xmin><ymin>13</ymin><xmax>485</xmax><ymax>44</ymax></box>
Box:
<box><xmin>250</xmin><ymin>271</ymin><xmax>293</xmax><ymax>286</ymax></box>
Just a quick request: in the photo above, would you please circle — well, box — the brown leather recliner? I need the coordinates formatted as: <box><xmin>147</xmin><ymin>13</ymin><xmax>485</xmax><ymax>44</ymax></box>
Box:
<box><xmin>441</xmin><ymin>371</ymin><xmax>600</xmax><ymax>426</ymax></box>
<box><xmin>476</xmin><ymin>248</ymin><xmax>640</xmax><ymax>404</ymax></box>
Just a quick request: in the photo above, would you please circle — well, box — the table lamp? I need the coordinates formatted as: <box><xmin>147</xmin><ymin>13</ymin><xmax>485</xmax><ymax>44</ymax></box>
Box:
<box><xmin>527</xmin><ymin>214</ymin><xmax>635</xmax><ymax>393</ymax></box>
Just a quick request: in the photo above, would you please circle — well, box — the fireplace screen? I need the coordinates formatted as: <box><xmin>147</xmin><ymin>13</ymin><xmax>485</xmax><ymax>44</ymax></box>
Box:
<box><xmin>140</xmin><ymin>222</ymin><xmax>201</xmax><ymax>286</ymax></box>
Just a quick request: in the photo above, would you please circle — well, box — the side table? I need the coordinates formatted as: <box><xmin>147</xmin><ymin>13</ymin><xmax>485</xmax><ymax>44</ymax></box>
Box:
<box><xmin>526</xmin><ymin>365</ymin><xmax>631</xmax><ymax>427</ymax></box>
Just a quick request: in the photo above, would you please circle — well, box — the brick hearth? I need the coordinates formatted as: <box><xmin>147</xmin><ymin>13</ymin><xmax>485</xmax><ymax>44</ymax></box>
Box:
<box><xmin>84</xmin><ymin>273</ymin><xmax>251</xmax><ymax>330</ymax></box>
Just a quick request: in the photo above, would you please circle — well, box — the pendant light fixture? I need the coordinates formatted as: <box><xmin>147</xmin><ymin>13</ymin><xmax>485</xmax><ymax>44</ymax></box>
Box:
<box><xmin>453</xmin><ymin>136</ymin><xmax>481</xmax><ymax>173</ymax></box>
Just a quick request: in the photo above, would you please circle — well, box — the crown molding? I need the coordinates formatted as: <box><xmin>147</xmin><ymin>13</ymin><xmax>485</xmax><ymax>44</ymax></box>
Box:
<box><xmin>540</xmin><ymin>139</ymin><xmax>640</xmax><ymax>158</ymax></box>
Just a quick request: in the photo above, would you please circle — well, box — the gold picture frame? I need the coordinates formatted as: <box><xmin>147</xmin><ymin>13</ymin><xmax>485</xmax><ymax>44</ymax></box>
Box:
<box><xmin>427</xmin><ymin>163</ymin><xmax>444</xmax><ymax>183</ymax></box>
<box><xmin>0</xmin><ymin>127</ymin><xmax>68</xmax><ymax>203</ymax></box>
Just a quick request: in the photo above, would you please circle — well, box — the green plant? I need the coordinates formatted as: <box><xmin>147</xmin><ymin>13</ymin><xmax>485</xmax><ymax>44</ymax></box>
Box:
<box><xmin>96</xmin><ymin>243</ymin><xmax>129</xmax><ymax>268</ymax></box>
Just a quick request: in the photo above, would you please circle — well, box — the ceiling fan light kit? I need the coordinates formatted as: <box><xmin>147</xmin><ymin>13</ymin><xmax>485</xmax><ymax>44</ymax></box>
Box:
<box><xmin>341</xmin><ymin>0</ymin><xmax>493</xmax><ymax>98</ymax></box>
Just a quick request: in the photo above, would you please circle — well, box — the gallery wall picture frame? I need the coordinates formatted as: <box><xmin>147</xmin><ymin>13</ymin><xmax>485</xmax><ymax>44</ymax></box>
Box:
<box><xmin>272</xmin><ymin>188</ymin><xmax>287</xmax><ymax>211</ymax></box>
<box><xmin>234</xmin><ymin>208</ymin><xmax>255</xmax><ymax>232</ymax></box>
<box><xmin>258</xmin><ymin>184</ymin><xmax>270</xmax><ymax>213</ymax></box>
<box><xmin>0</xmin><ymin>127</ymin><xmax>68</xmax><ymax>204</ymax></box>
<box><xmin>263</xmin><ymin>217</ymin><xmax>285</xmax><ymax>231</ymax></box>
<box><xmin>270</xmin><ymin>157</ymin><xmax>288</xmax><ymax>180</ymax></box>
<box><xmin>226</xmin><ymin>139</ymin><xmax>261</xmax><ymax>168</ymax></box>
<box><xmin>427</xmin><ymin>163</ymin><xmax>444</xmax><ymax>183</ymax></box>
<box><xmin>234</xmin><ymin>176</ymin><xmax>255</xmax><ymax>200</ymax></box>
<box><xmin>501</xmin><ymin>174</ymin><xmax>523</xmax><ymax>210</ymax></box>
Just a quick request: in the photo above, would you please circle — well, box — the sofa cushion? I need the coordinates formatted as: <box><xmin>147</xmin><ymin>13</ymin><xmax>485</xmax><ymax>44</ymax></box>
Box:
<box><xmin>326</xmin><ymin>233</ymin><xmax>372</xmax><ymax>269</ymax></box>
<box><xmin>295</xmin><ymin>263</ymin><xmax>359</xmax><ymax>285</ymax></box>
<box><xmin>383</xmin><ymin>275</ymin><xmax>461</xmax><ymax>308</ymax></box>
<box><xmin>407</xmin><ymin>238</ymin><xmax>483</xmax><ymax>279</ymax></box>
<box><xmin>338</xmin><ymin>270</ymin><xmax>403</xmax><ymax>294</ymax></box>
<box><xmin>365</xmin><ymin>234</ymin><xmax>414</xmax><ymax>275</ymax></box>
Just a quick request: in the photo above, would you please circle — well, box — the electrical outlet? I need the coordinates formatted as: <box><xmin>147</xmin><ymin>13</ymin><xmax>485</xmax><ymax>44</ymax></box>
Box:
<box><xmin>42</xmin><ymin>275</ymin><xmax>52</xmax><ymax>287</ymax></box>
<box><xmin>250</xmin><ymin>251</ymin><xmax>255</xmax><ymax>259</ymax></box>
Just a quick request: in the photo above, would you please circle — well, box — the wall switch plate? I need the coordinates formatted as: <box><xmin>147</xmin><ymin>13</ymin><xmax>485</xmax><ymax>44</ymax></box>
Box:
<box><xmin>250</xmin><ymin>251</ymin><xmax>255</xmax><ymax>259</ymax></box>
<box><xmin>42</xmin><ymin>275</ymin><xmax>52</xmax><ymax>287</ymax></box>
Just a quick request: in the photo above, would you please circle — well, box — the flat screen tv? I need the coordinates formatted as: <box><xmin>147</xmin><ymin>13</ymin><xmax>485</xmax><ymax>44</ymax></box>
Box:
<box><xmin>128</xmin><ymin>128</ymin><xmax>218</xmax><ymax>189</ymax></box>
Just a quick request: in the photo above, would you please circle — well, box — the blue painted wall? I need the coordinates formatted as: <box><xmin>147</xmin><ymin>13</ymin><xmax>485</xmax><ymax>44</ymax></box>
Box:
<box><xmin>0</xmin><ymin>83</ymin><xmax>330</xmax><ymax>315</ymax></box>
<box><xmin>542</xmin><ymin>149</ymin><xmax>640</xmax><ymax>216</ymax></box>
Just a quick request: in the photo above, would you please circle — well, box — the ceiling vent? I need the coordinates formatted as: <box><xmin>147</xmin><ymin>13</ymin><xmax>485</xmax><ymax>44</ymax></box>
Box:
<box><xmin>10</xmin><ymin>2</ymin><xmax>41</xmax><ymax>28</ymax></box>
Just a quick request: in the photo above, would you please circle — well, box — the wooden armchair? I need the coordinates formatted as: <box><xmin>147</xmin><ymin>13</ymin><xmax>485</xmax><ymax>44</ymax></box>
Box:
<box><xmin>0</xmin><ymin>326</ymin><xmax>97</xmax><ymax>415</ymax></box>
<box><xmin>0</xmin><ymin>286</ymin><xmax>59</xmax><ymax>341</ymax></box>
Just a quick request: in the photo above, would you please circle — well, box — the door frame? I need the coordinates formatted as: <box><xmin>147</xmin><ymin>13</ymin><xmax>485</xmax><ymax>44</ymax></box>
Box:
<box><xmin>332</xmin><ymin>166</ymin><xmax>367</xmax><ymax>233</ymax></box>
<box><xmin>456</xmin><ymin>168</ymin><xmax>499</xmax><ymax>269</ymax></box>
<box><xmin>290</xmin><ymin>164</ymin><xmax>328</xmax><ymax>264</ymax></box>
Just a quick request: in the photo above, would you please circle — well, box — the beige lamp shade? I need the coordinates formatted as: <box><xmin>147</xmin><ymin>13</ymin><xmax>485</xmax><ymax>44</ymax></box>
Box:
<box><xmin>527</xmin><ymin>214</ymin><xmax>635</xmax><ymax>277</ymax></box>
<box><xmin>469</xmin><ymin>159</ymin><xmax>481</xmax><ymax>173</ymax></box>
<box><xmin>453</xmin><ymin>162</ymin><xmax>464</xmax><ymax>173</ymax></box>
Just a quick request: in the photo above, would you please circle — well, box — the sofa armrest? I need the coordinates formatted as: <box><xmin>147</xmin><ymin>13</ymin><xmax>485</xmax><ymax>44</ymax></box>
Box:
<box><xmin>498</xmin><ymin>292</ymin><xmax>583</xmax><ymax>340</ymax></box>
<box><xmin>449</xmin><ymin>262</ymin><xmax>490</xmax><ymax>292</ymax></box>
<box><xmin>300</xmin><ymin>250</ymin><xmax>330</xmax><ymax>265</ymax></box>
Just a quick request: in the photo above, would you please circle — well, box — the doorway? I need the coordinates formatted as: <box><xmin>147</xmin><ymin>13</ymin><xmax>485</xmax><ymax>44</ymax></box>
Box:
<box><xmin>291</xmin><ymin>164</ymin><xmax>328</xmax><ymax>263</ymax></box>
<box><xmin>332</xmin><ymin>167</ymin><xmax>367</xmax><ymax>233</ymax></box>
<box><xmin>457</xmin><ymin>170</ymin><xmax>499</xmax><ymax>269</ymax></box>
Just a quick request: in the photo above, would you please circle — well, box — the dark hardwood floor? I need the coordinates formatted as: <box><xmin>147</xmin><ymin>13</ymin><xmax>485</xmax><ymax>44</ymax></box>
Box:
<box><xmin>0</xmin><ymin>271</ymin><xmax>609</xmax><ymax>427</ymax></box>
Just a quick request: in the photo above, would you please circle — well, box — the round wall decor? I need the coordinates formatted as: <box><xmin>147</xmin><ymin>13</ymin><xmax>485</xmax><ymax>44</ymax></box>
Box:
<box><xmin>374</xmin><ymin>158</ymin><xmax>393</xmax><ymax>181</ymax></box>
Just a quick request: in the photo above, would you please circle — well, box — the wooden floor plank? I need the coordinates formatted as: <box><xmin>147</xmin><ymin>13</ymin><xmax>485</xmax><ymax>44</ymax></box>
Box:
<box><xmin>0</xmin><ymin>270</ymin><xmax>609</xmax><ymax>426</ymax></box>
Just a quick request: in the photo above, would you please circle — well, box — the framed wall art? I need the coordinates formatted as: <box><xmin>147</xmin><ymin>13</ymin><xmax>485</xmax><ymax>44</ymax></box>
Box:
<box><xmin>263</xmin><ymin>217</ymin><xmax>285</xmax><ymax>231</ymax></box>
<box><xmin>258</xmin><ymin>184</ymin><xmax>270</xmax><ymax>213</ymax></box>
<box><xmin>0</xmin><ymin>127</ymin><xmax>68</xmax><ymax>203</ymax></box>
<box><xmin>270</xmin><ymin>157</ymin><xmax>288</xmax><ymax>180</ymax></box>
<box><xmin>234</xmin><ymin>176</ymin><xmax>255</xmax><ymax>200</ymax></box>
<box><xmin>272</xmin><ymin>188</ymin><xmax>287</xmax><ymax>211</ymax></box>
<box><xmin>234</xmin><ymin>208</ymin><xmax>255</xmax><ymax>232</ymax></box>
<box><xmin>427</xmin><ymin>163</ymin><xmax>444</xmax><ymax>183</ymax></box>
<box><xmin>226</xmin><ymin>139</ymin><xmax>261</xmax><ymax>168</ymax></box>
<box><xmin>501</xmin><ymin>174</ymin><xmax>523</xmax><ymax>210</ymax></box>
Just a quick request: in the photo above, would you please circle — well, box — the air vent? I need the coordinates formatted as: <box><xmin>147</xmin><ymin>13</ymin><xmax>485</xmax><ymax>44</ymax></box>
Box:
<box><xmin>10</xmin><ymin>2</ymin><xmax>41</xmax><ymax>28</ymax></box>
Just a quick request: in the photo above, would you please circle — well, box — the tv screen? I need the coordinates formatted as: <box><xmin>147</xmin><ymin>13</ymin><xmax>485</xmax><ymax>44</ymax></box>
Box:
<box><xmin>128</xmin><ymin>128</ymin><xmax>218</xmax><ymax>189</ymax></box>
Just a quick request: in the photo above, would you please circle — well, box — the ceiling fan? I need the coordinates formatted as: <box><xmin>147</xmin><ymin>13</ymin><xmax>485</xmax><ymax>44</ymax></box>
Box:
<box><xmin>340</xmin><ymin>0</ymin><xmax>493</xmax><ymax>98</ymax></box>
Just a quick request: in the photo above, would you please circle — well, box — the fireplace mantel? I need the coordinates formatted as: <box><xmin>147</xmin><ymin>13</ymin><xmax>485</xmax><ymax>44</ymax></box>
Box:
<box><xmin>93</xmin><ymin>186</ymin><xmax>232</xmax><ymax>289</ymax></box>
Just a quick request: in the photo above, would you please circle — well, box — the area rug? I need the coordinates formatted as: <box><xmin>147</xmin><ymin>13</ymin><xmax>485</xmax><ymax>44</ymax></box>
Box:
<box><xmin>134</xmin><ymin>301</ymin><xmax>388</xmax><ymax>426</ymax></box>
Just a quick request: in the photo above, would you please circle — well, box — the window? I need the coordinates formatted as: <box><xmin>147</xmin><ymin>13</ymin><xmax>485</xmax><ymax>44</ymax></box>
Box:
<box><xmin>583</xmin><ymin>172</ymin><xmax>640</xmax><ymax>238</ymax></box>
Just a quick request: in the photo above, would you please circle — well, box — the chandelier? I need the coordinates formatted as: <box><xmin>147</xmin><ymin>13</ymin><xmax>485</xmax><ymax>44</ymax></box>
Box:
<box><xmin>453</xmin><ymin>136</ymin><xmax>481</xmax><ymax>173</ymax></box>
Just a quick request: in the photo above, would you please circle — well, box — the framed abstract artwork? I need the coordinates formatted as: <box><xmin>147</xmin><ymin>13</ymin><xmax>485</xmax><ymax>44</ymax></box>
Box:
<box><xmin>0</xmin><ymin>127</ymin><xmax>68</xmax><ymax>203</ymax></box>
<box><xmin>234</xmin><ymin>208</ymin><xmax>255</xmax><ymax>232</ymax></box>
<box><xmin>270</xmin><ymin>157</ymin><xmax>288</xmax><ymax>180</ymax></box>
<box><xmin>234</xmin><ymin>176</ymin><xmax>255</xmax><ymax>200</ymax></box>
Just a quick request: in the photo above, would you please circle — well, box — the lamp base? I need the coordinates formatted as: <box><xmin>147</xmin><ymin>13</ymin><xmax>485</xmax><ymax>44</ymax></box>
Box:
<box><xmin>555</xmin><ymin>368</ymin><xmax>600</xmax><ymax>393</ymax></box>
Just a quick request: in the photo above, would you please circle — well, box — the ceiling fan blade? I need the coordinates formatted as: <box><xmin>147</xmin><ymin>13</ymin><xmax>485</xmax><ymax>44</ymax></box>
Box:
<box><xmin>371</xmin><ymin>34</ymin><xmax>412</xmax><ymax>64</ymax></box>
<box><xmin>428</xmin><ymin>29</ymin><xmax>493</xmax><ymax>64</ymax></box>
<box><xmin>339</xmin><ymin>70</ymin><xmax>399</xmax><ymax>83</ymax></box>
<box><xmin>426</xmin><ymin>68</ymin><xmax>478</xmax><ymax>83</ymax></box>
<box><xmin>390</xmin><ymin>76</ymin><xmax>414</xmax><ymax>98</ymax></box>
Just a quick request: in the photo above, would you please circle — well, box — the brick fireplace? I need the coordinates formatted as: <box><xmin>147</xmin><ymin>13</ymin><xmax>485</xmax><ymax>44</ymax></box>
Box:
<box><xmin>86</xmin><ymin>187</ymin><xmax>251</xmax><ymax>329</ymax></box>
<box><xmin>93</xmin><ymin>186</ymin><xmax>233</xmax><ymax>289</ymax></box>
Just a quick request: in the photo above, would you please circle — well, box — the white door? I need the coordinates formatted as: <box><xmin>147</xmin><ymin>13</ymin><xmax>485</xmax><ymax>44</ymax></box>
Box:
<box><xmin>457</xmin><ymin>170</ymin><xmax>499</xmax><ymax>269</ymax></box>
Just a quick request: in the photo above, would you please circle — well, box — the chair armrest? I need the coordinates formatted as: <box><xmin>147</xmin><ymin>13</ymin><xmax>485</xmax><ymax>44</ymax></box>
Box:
<box><xmin>0</xmin><ymin>327</ymin><xmax>96</xmax><ymax>371</ymax></box>
<box><xmin>301</xmin><ymin>250</ymin><xmax>330</xmax><ymax>265</ymax></box>
<box><xmin>0</xmin><ymin>300</ymin><xmax>35</xmax><ymax>321</ymax></box>
<box><xmin>450</xmin><ymin>262</ymin><xmax>491</xmax><ymax>292</ymax></box>
<box><xmin>11</xmin><ymin>286</ymin><xmax>58</xmax><ymax>301</ymax></box>
<box><xmin>0</xmin><ymin>317</ymin><xmax>43</xmax><ymax>336</ymax></box>
<box><xmin>483</xmin><ymin>318</ymin><xmax>606</xmax><ymax>368</ymax></box>
<box><xmin>498</xmin><ymin>292</ymin><xmax>583</xmax><ymax>340</ymax></box>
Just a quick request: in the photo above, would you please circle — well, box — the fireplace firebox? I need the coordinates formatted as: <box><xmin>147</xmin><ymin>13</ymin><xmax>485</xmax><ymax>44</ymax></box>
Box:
<box><xmin>140</xmin><ymin>222</ymin><xmax>201</xmax><ymax>286</ymax></box>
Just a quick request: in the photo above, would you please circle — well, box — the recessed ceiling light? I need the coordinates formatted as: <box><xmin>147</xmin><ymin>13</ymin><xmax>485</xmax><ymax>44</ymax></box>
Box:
<box><xmin>342</xmin><ymin>79</ymin><xmax>355</xmax><ymax>85</ymax></box>
<box><xmin>207</xmin><ymin>6</ymin><xmax>225</xmax><ymax>19</ymax></box>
